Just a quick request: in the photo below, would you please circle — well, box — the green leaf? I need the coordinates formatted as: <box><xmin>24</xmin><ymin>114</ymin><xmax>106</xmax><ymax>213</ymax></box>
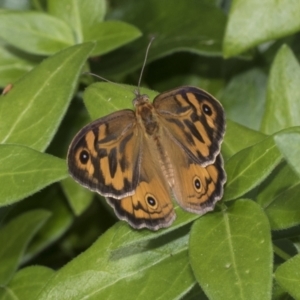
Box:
<box><xmin>220</xmin><ymin>69</ymin><xmax>267</xmax><ymax>130</ymax></box>
<box><xmin>17</xmin><ymin>185</ymin><xmax>74</xmax><ymax>262</ymax></box>
<box><xmin>0</xmin><ymin>43</ymin><xmax>37</xmax><ymax>87</ymax></box>
<box><xmin>223</xmin><ymin>0</ymin><xmax>300</xmax><ymax>57</ymax></box>
<box><xmin>222</xmin><ymin>119</ymin><xmax>267</xmax><ymax>160</ymax></box>
<box><xmin>0</xmin><ymin>11</ymin><xmax>74</xmax><ymax>55</ymax></box>
<box><xmin>0</xmin><ymin>209</ymin><xmax>51</xmax><ymax>285</ymax></box>
<box><xmin>83</xmin><ymin>82</ymin><xmax>158</xmax><ymax>120</ymax></box>
<box><xmin>84</xmin><ymin>21</ymin><xmax>142</xmax><ymax>56</ymax></box>
<box><xmin>274</xmin><ymin>127</ymin><xmax>300</xmax><ymax>177</ymax></box>
<box><xmin>48</xmin><ymin>0</ymin><xmax>107</xmax><ymax>43</ymax></box>
<box><xmin>0</xmin><ymin>144</ymin><xmax>68</xmax><ymax>206</ymax></box>
<box><xmin>106</xmin><ymin>207</ymin><xmax>201</xmax><ymax>251</ymax></box>
<box><xmin>0</xmin><ymin>1</ymin><xmax>31</xmax><ymax>10</ymax></box>
<box><xmin>102</xmin><ymin>0</ymin><xmax>226</xmax><ymax>76</ymax></box>
<box><xmin>48</xmin><ymin>1</ymin><xmax>140</xmax><ymax>56</ymax></box>
<box><xmin>36</xmin><ymin>225</ymin><xmax>195</xmax><ymax>299</ymax></box>
<box><xmin>0</xmin><ymin>42</ymin><xmax>94</xmax><ymax>151</ymax></box>
<box><xmin>261</xmin><ymin>45</ymin><xmax>300</xmax><ymax>134</ymax></box>
<box><xmin>189</xmin><ymin>199</ymin><xmax>272</xmax><ymax>300</ymax></box>
<box><xmin>223</xmin><ymin>135</ymin><xmax>282</xmax><ymax>201</ymax></box>
<box><xmin>275</xmin><ymin>254</ymin><xmax>300</xmax><ymax>299</ymax></box>
<box><xmin>61</xmin><ymin>177</ymin><xmax>94</xmax><ymax>216</ymax></box>
<box><xmin>257</xmin><ymin>162</ymin><xmax>300</xmax><ymax>230</ymax></box>
<box><xmin>0</xmin><ymin>266</ymin><xmax>54</xmax><ymax>300</ymax></box>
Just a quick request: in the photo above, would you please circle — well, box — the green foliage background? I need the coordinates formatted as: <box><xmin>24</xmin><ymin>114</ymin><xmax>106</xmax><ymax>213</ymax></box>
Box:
<box><xmin>0</xmin><ymin>0</ymin><xmax>300</xmax><ymax>299</ymax></box>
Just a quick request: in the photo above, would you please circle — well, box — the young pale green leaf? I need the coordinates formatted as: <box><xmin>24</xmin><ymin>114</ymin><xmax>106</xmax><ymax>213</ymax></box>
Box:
<box><xmin>223</xmin><ymin>135</ymin><xmax>282</xmax><ymax>201</ymax></box>
<box><xmin>36</xmin><ymin>224</ymin><xmax>195</xmax><ymax>300</ymax></box>
<box><xmin>261</xmin><ymin>45</ymin><xmax>300</xmax><ymax>134</ymax></box>
<box><xmin>61</xmin><ymin>177</ymin><xmax>94</xmax><ymax>216</ymax></box>
<box><xmin>220</xmin><ymin>69</ymin><xmax>267</xmax><ymax>130</ymax></box>
<box><xmin>0</xmin><ymin>145</ymin><xmax>68</xmax><ymax>206</ymax></box>
<box><xmin>84</xmin><ymin>21</ymin><xmax>142</xmax><ymax>56</ymax></box>
<box><xmin>0</xmin><ymin>42</ymin><xmax>94</xmax><ymax>151</ymax></box>
<box><xmin>0</xmin><ymin>266</ymin><xmax>54</xmax><ymax>300</ymax></box>
<box><xmin>222</xmin><ymin>119</ymin><xmax>267</xmax><ymax>160</ymax></box>
<box><xmin>0</xmin><ymin>43</ymin><xmax>36</xmax><ymax>87</ymax></box>
<box><xmin>48</xmin><ymin>0</ymin><xmax>107</xmax><ymax>43</ymax></box>
<box><xmin>0</xmin><ymin>11</ymin><xmax>74</xmax><ymax>55</ymax></box>
<box><xmin>83</xmin><ymin>82</ymin><xmax>158</xmax><ymax>120</ymax></box>
<box><xmin>101</xmin><ymin>0</ymin><xmax>226</xmax><ymax>76</ymax></box>
<box><xmin>223</xmin><ymin>0</ymin><xmax>300</xmax><ymax>57</ymax></box>
<box><xmin>189</xmin><ymin>199</ymin><xmax>272</xmax><ymax>300</ymax></box>
<box><xmin>0</xmin><ymin>210</ymin><xmax>51</xmax><ymax>285</ymax></box>
<box><xmin>275</xmin><ymin>254</ymin><xmax>300</xmax><ymax>299</ymax></box>
<box><xmin>274</xmin><ymin>127</ymin><xmax>300</xmax><ymax>177</ymax></box>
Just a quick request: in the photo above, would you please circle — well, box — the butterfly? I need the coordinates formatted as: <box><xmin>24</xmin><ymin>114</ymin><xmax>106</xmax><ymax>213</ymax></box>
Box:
<box><xmin>67</xmin><ymin>85</ymin><xmax>226</xmax><ymax>230</ymax></box>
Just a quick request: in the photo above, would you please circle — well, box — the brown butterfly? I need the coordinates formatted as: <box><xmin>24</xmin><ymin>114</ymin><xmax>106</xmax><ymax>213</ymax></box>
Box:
<box><xmin>67</xmin><ymin>86</ymin><xmax>226</xmax><ymax>230</ymax></box>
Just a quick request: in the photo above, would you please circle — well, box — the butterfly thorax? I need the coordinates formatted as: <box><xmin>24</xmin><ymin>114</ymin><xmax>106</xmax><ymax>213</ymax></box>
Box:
<box><xmin>134</xmin><ymin>95</ymin><xmax>175</xmax><ymax>187</ymax></box>
<box><xmin>134</xmin><ymin>95</ymin><xmax>159</xmax><ymax>136</ymax></box>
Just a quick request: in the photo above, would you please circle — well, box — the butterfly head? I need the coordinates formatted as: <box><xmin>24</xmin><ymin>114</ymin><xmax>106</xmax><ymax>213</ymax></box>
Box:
<box><xmin>132</xmin><ymin>91</ymin><xmax>150</xmax><ymax>107</ymax></box>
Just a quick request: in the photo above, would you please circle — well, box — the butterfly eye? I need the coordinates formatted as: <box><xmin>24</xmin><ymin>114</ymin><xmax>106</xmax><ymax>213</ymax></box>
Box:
<box><xmin>146</xmin><ymin>194</ymin><xmax>158</xmax><ymax>208</ymax></box>
<box><xmin>202</xmin><ymin>104</ymin><xmax>212</xmax><ymax>116</ymax></box>
<box><xmin>193</xmin><ymin>176</ymin><xmax>202</xmax><ymax>192</ymax></box>
<box><xmin>79</xmin><ymin>150</ymin><xmax>90</xmax><ymax>164</ymax></box>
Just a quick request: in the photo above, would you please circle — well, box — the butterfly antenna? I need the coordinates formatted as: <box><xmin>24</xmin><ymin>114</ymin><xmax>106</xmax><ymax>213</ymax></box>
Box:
<box><xmin>136</xmin><ymin>36</ymin><xmax>155</xmax><ymax>96</ymax></box>
<box><xmin>82</xmin><ymin>72</ymin><xmax>133</xmax><ymax>93</ymax></box>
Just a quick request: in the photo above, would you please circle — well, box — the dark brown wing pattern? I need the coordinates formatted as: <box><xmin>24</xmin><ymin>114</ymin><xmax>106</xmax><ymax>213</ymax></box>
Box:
<box><xmin>154</xmin><ymin>86</ymin><xmax>225</xmax><ymax>166</ymax></box>
<box><xmin>67</xmin><ymin>109</ymin><xmax>141</xmax><ymax>198</ymax></box>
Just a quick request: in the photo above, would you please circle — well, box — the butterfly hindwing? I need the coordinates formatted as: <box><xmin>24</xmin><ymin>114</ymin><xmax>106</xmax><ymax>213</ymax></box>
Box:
<box><xmin>106</xmin><ymin>135</ymin><xmax>175</xmax><ymax>230</ymax></box>
<box><xmin>158</xmin><ymin>126</ymin><xmax>226</xmax><ymax>214</ymax></box>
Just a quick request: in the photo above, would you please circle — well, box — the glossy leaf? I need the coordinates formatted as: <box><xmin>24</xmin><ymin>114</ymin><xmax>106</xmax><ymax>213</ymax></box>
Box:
<box><xmin>220</xmin><ymin>69</ymin><xmax>267</xmax><ymax>130</ymax></box>
<box><xmin>0</xmin><ymin>11</ymin><xmax>74</xmax><ymax>55</ymax></box>
<box><xmin>0</xmin><ymin>210</ymin><xmax>51</xmax><ymax>285</ymax></box>
<box><xmin>275</xmin><ymin>254</ymin><xmax>300</xmax><ymax>299</ymax></box>
<box><xmin>19</xmin><ymin>186</ymin><xmax>74</xmax><ymax>262</ymax></box>
<box><xmin>107</xmin><ymin>207</ymin><xmax>200</xmax><ymax>252</ymax></box>
<box><xmin>37</xmin><ymin>224</ymin><xmax>195</xmax><ymax>299</ymax></box>
<box><xmin>189</xmin><ymin>199</ymin><xmax>272</xmax><ymax>300</ymax></box>
<box><xmin>224</xmin><ymin>0</ymin><xmax>300</xmax><ymax>57</ymax></box>
<box><xmin>0</xmin><ymin>42</ymin><xmax>94</xmax><ymax>151</ymax></box>
<box><xmin>223</xmin><ymin>135</ymin><xmax>282</xmax><ymax>201</ymax></box>
<box><xmin>83</xmin><ymin>82</ymin><xmax>158</xmax><ymax>119</ymax></box>
<box><xmin>222</xmin><ymin>119</ymin><xmax>267</xmax><ymax>160</ymax></box>
<box><xmin>0</xmin><ymin>145</ymin><xmax>68</xmax><ymax>206</ymax></box>
<box><xmin>0</xmin><ymin>1</ymin><xmax>31</xmax><ymax>10</ymax></box>
<box><xmin>261</xmin><ymin>45</ymin><xmax>300</xmax><ymax>134</ymax></box>
<box><xmin>274</xmin><ymin>127</ymin><xmax>300</xmax><ymax>177</ymax></box>
<box><xmin>0</xmin><ymin>43</ymin><xmax>36</xmax><ymax>87</ymax></box>
<box><xmin>61</xmin><ymin>177</ymin><xmax>94</xmax><ymax>216</ymax></box>
<box><xmin>48</xmin><ymin>0</ymin><xmax>107</xmax><ymax>43</ymax></box>
<box><xmin>257</xmin><ymin>162</ymin><xmax>300</xmax><ymax>230</ymax></box>
<box><xmin>0</xmin><ymin>266</ymin><xmax>54</xmax><ymax>300</ymax></box>
<box><xmin>48</xmin><ymin>1</ymin><xmax>141</xmax><ymax>56</ymax></box>
<box><xmin>84</xmin><ymin>21</ymin><xmax>142</xmax><ymax>56</ymax></box>
<box><xmin>101</xmin><ymin>0</ymin><xmax>226</xmax><ymax>76</ymax></box>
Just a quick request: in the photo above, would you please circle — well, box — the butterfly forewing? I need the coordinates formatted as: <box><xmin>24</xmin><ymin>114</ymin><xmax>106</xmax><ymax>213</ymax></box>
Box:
<box><xmin>154</xmin><ymin>86</ymin><xmax>225</xmax><ymax>166</ymax></box>
<box><xmin>68</xmin><ymin>109</ymin><xmax>141</xmax><ymax>198</ymax></box>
